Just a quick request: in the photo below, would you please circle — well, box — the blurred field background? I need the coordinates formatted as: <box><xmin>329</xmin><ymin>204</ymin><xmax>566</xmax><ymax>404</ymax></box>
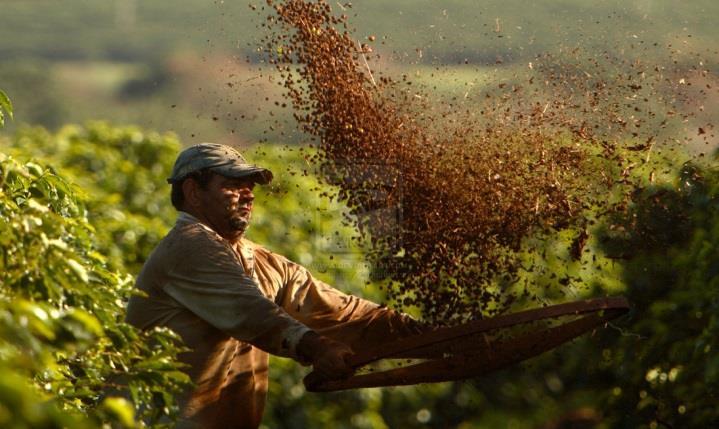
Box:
<box><xmin>1</xmin><ymin>0</ymin><xmax>717</xmax><ymax>147</ymax></box>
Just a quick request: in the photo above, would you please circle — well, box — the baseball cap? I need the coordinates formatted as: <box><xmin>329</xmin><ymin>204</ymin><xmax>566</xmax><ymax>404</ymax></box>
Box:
<box><xmin>167</xmin><ymin>143</ymin><xmax>273</xmax><ymax>185</ymax></box>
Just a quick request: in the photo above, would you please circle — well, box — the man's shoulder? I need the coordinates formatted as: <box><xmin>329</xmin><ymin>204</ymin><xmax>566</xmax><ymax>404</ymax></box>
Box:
<box><xmin>175</xmin><ymin>219</ymin><xmax>222</xmax><ymax>239</ymax></box>
<box><xmin>158</xmin><ymin>221</ymin><xmax>231</xmax><ymax>257</ymax></box>
<box><xmin>143</xmin><ymin>222</ymin><xmax>246</xmax><ymax>281</ymax></box>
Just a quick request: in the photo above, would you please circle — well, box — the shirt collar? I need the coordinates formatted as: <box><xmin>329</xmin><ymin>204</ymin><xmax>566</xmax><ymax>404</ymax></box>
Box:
<box><xmin>176</xmin><ymin>211</ymin><xmax>256</xmax><ymax>276</ymax></box>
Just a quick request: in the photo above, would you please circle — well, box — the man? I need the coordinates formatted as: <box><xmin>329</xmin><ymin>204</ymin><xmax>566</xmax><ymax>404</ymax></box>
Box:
<box><xmin>126</xmin><ymin>143</ymin><xmax>421</xmax><ymax>428</ymax></box>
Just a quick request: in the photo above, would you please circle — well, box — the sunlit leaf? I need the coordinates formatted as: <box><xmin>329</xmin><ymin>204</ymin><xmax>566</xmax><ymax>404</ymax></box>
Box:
<box><xmin>0</xmin><ymin>89</ymin><xmax>12</xmax><ymax>126</ymax></box>
<box><xmin>100</xmin><ymin>397</ymin><xmax>136</xmax><ymax>428</ymax></box>
<box><xmin>65</xmin><ymin>259</ymin><xmax>89</xmax><ymax>283</ymax></box>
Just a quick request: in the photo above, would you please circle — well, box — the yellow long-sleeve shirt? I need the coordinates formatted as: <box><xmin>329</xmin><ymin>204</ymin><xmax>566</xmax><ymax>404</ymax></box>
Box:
<box><xmin>126</xmin><ymin>212</ymin><xmax>420</xmax><ymax>428</ymax></box>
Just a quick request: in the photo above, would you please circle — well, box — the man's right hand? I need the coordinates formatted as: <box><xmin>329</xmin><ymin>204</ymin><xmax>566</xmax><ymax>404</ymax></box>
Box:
<box><xmin>297</xmin><ymin>331</ymin><xmax>354</xmax><ymax>380</ymax></box>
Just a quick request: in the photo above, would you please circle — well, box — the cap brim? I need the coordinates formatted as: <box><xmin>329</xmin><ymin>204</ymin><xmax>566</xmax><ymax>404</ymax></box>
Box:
<box><xmin>213</xmin><ymin>164</ymin><xmax>273</xmax><ymax>185</ymax></box>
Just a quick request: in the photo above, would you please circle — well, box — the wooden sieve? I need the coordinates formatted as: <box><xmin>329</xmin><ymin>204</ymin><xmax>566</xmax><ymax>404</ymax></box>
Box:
<box><xmin>305</xmin><ymin>296</ymin><xmax>630</xmax><ymax>392</ymax></box>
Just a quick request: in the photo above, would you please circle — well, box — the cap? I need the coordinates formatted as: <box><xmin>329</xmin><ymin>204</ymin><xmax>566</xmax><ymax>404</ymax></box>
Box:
<box><xmin>167</xmin><ymin>143</ymin><xmax>273</xmax><ymax>185</ymax></box>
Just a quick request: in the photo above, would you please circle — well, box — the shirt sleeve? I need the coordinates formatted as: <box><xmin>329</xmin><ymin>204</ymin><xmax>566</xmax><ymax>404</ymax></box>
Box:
<box><xmin>163</xmin><ymin>227</ymin><xmax>312</xmax><ymax>359</ymax></box>
<box><xmin>273</xmin><ymin>254</ymin><xmax>425</xmax><ymax>350</ymax></box>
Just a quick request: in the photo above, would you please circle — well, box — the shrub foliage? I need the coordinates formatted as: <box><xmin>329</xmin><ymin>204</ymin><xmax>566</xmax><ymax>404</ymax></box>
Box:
<box><xmin>0</xmin><ymin>124</ymin><xmax>189</xmax><ymax>427</ymax></box>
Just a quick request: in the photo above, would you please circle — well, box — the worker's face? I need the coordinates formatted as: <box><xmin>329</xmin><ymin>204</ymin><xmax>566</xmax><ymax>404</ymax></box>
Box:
<box><xmin>193</xmin><ymin>174</ymin><xmax>256</xmax><ymax>241</ymax></box>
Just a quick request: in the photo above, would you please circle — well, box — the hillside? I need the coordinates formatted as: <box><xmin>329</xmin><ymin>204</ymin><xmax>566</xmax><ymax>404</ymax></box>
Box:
<box><xmin>0</xmin><ymin>0</ymin><xmax>716</xmax><ymax>145</ymax></box>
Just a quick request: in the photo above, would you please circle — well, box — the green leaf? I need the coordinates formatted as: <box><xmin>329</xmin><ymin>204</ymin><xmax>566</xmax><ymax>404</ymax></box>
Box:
<box><xmin>66</xmin><ymin>259</ymin><xmax>89</xmax><ymax>283</ymax></box>
<box><xmin>101</xmin><ymin>397</ymin><xmax>136</xmax><ymax>428</ymax></box>
<box><xmin>0</xmin><ymin>89</ymin><xmax>12</xmax><ymax>127</ymax></box>
<box><xmin>64</xmin><ymin>308</ymin><xmax>104</xmax><ymax>338</ymax></box>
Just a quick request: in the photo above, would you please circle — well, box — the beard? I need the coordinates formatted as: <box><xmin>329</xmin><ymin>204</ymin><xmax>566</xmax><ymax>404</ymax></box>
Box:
<box><xmin>228</xmin><ymin>212</ymin><xmax>251</xmax><ymax>234</ymax></box>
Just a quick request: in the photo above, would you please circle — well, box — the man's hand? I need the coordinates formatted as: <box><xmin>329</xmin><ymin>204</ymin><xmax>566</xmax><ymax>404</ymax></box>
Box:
<box><xmin>297</xmin><ymin>331</ymin><xmax>354</xmax><ymax>380</ymax></box>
